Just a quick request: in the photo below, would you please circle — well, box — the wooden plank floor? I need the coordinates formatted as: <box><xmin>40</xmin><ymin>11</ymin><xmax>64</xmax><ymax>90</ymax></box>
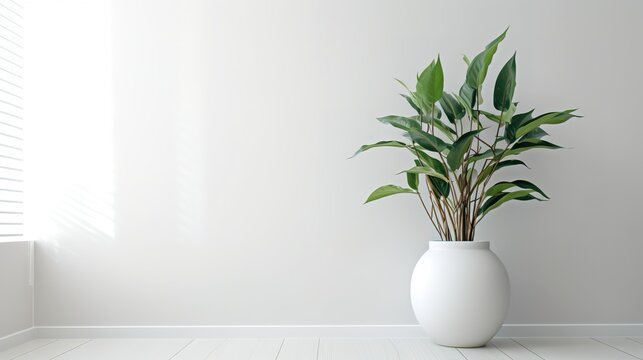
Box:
<box><xmin>2</xmin><ymin>337</ymin><xmax>643</xmax><ymax>359</ymax></box>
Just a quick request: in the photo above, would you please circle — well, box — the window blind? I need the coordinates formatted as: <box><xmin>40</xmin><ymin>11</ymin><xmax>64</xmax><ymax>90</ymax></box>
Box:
<box><xmin>0</xmin><ymin>0</ymin><xmax>22</xmax><ymax>239</ymax></box>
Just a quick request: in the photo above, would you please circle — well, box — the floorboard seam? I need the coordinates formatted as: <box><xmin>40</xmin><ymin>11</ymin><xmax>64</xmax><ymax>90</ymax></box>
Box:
<box><xmin>629</xmin><ymin>338</ymin><xmax>643</xmax><ymax>346</ymax></box>
<box><xmin>489</xmin><ymin>341</ymin><xmax>515</xmax><ymax>360</ymax></box>
<box><xmin>273</xmin><ymin>338</ymin><xmax>285</xmax><ymax>360</ymax></box>
<box><xmin>8</xmin><ymin>339</ymin><xmax>58</xmax><ymax>360</ymax></box>
<box><xmin>49</xmin><ymin>339</ymin><xmax>92</xmax><ymax>360</ymax></box>
<box><xmin>510</xmin><ymin>338</ymin><xmax>545</xmax><ymax>360</ymax></box>
<box><xmin>9</xmin><ymin>337</ymin><xmax>643</xmax><ymax>359</ymax></box>
<box><xmin>456</xmin><ymin>347</ymin><xmax>469</xmax><ymax>360</ymax></box>
<box><xmin>386</xmin><ymin>338</ymin><xmax>401</xmax><ymax>360</ymax></box>
<box><xmin>205</xmin><ymin>338</ymin><xmax>227</xmax><ymax>359</ymax></box>
<box><xmin>168</xmin><ymin>338</ymin><xmax>195</xmax><ymax>360</ymax></box>
<box><xmin>591</xmin><ymin>338</ymin><xmax>642</xmax><ymax>360</ymax></box>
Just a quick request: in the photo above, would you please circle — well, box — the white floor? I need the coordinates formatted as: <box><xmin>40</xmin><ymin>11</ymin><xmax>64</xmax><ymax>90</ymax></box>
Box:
<box><xmin>2</xmin><ymin>337</ymin><xmax>643</xmax><ymax>359</ymax></box>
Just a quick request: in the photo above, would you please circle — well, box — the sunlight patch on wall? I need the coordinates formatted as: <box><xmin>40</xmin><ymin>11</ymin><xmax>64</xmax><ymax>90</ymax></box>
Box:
<box><xmin>24</xmin><ymin>0</ymin><xmax>114</xmax><ymax>247</ymax></box>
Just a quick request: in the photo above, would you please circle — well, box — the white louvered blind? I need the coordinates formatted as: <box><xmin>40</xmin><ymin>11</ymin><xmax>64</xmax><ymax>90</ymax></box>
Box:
<box><xmin>0</xmin><ymin>0</ymin><xmax>23</xmax><ymax>239</ymax></box>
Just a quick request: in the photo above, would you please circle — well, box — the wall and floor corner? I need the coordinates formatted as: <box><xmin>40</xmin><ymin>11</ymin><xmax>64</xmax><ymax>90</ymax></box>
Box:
<box><xmin>15</xmin><ymin>0</ymin><xmax>643</xmax><ymax>339</ymax></box>
<box><xmin>0</xmin><ymin>241</ymin><xmax>33</xmax><ymax>348</ymax></box>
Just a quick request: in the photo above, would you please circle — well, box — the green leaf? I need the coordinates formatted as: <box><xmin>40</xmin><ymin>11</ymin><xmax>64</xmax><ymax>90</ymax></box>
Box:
<box><xmin>350</xmin><ymin>140</ymin><xmax>407</xmax><ymax>158</ymax></box>
<box><xmin>401</xmin><ymin>94</ymin><xmax>421</xmax><ymax>114</ymax></box>
<box><xmin>463</xmin><ymin>54</ymin><xmax>471</xmax><ymax>66</ymax></box>
<box><xmin>514</xmin><ymin>109</ymin><xmax>579</xmax><ymax>139</ymax></box>
<box><xmin>439</xmin><ymin>93</ymin><xmax>466</xmax><ymax>124</ymax></box>
<box><xmin>365</xmin><ymin>185</ymin><xmax>416</xmax><ymax>204</ymax></box>
<box><xmin>465</xmin><ymin>149</ymin><xmax>497</xmax><ymax>164</ymax></box>
<box><xmin>452</xmin><ymin>93</ymin><xmax>474</xmax><ymax>120</ymax></box>
<box><xmin>377</xmin><ymin>115</ymin><xmax>421</xmax><ymax>131</ymax></box>
<box><xmin>500</xmin><ymin>102</ymin><xmax>517</xmax><ymax>124</ymax></box>
<box><xmin>485</xmin><ymin>180</ymin><xmax>549</xmax><ymax>199</ymax></box>
<box><xmin>446</xmin><ymin>129</ymin><xmax>484</xmax><ymax>170</ymax></box>
<box><xmin>466</xmin><ymin>28</ymin><xmax>508</xmax><ymax>89</ymax></box>
<box><xmin>408</xmin><ymin>147</ymin><xmax>431</xmax><ymax>166</ymax></box>
<box><xmin>430</xmin><ymin>177</ymin><xmax>451</xmax><ymax>198</ymax></box>
<box><xmin>510</xmin><ymin>109</ymin><xmax>534</xmax><ymax>128</ymax></box>
<box><xmin>410</xmin><ymin>148</ymin><xmax>446</xmax><ymax>172</ymax></box>
<box><xmin>506</xmin><ymin>139</ymin><xmax>562</xmax><ymax>156</ymax></box>
<box><xmin>520</xmin><ymin>127</ymin><xmax>548</xmax><ymax>141</ymax></box>
<box><xmin>497</xmin><ymin>159</ymin><xmax>529</xmax><ymax>169</ymax></box>
<box><xmin>433</xmin><ymin>105</ymin><xmax>443</xmax><ymax>119</ymax></box>
<box><xmin>400</xmin><ymin>166</ymin><xmax>449</xmax><ymax>182</ymax></box>
<box><xmin>480</xmin><ymin>110</ymin><xmax>502</xmax><ymax>123</ymax></box>
<box><xmin>505</xmin><ymin>110</ymin><xmax>534</xmax><ymax>143</ymax></box>
<box><xmin>479</xmin><ymin>189</ymin><xmax>536</xmax><ymax>216</ymax></box>
<box><xmin>493</xmin><ymin>53</ymin><xmax>517</xmax><ymax>111</ymax></box>
<box><xmin>459</xmin><ymin>83</ymin><xmax>477</xmax><ymax>109</ymax></box>
<box><xmin>416</xmin><ymin>56</ymin><xmax>444</xmax><ymax>105</ymax></box>
<box><xmin>394</xmin><ymin>78</ymin><xmax>412</xmax><ymax>93</ymax></box>
<box><xmin>406</xmin><ymin>172</ymin><xmax>418</xmax><ymax>190</ymax></box>
<box><xmin>485</xmin><ymin>28</ymin><xmax>509</xmax><ymax>50</ymax></box>
<box><xmin>407</xmin><ymin>148</ymin><xmax>451</xmax><ymax>197</ymax></box>
<box><xmin>511</xmin><ymin>180</ymin><xmax>548</xmax><ymax>199</ymax></box>
<box><xmin>418</xmin><ymin>115</ymin><xmax>457</xmax><ymax>141</ymax></box>
<box><xmin>408</xmin><ymin>129</ymin><xmax>451</xmax><ymax>153</ymax></box>
<box><xmin>476</xmin><ymin>159</ymin><xmax>529</xmax><ymax>185</ymax></box>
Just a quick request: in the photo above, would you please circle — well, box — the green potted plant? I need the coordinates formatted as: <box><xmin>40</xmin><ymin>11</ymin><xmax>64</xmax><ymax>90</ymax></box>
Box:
<box><xmin>353</xmin><ymin>29</ymin><xmax>579</xmax><ymax>347</ymax></box>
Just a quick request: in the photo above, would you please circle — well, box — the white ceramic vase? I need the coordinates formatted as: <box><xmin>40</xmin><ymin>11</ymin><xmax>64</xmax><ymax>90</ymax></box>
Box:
<box><xmin>410</xmin><ymin>241</ymin><xmax>510</xmax><ymax>348</ymax></box>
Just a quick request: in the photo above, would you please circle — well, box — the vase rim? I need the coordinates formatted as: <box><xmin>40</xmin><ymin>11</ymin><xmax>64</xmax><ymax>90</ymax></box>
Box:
<box><xmin>429</xmin><ymin>240</ymin><xmax>490</xmax><ymax>249</ymax></box>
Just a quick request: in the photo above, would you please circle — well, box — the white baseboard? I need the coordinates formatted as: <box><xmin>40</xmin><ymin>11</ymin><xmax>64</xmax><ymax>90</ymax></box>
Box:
<box><xmin>32</xmin><ymin>324</ymin><xmax>643</xmax><ymax>339</ymax></box>
<box><xmin>497</xmin><ymin>323</ymin><xmax>643</xmax><ymax>337</ymax></box>
<box><xmin>33</xmin><ymin>325</ymin><xmax>424</xmax><ymax>338</ymax></box>
<box><xmin>0</xmin><ymin>327</ymin><xmax>35</xmax><ymax>351</ymax></box>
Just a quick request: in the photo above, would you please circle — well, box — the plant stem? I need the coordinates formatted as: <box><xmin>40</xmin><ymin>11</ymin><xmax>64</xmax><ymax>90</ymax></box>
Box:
<box><xmin>430</xmin><ymin>104</ymin><xmax>458</xmax><ymax>240</ymax></box>
<box><xmin>416</xmin><ymin>191</ymin><xmax>443</xmax><ymax>239</ymax></box>
<box><xmin>411</xmin><ymin>123</ymin><xmax>448</xmax><ymax>239</ymax></box>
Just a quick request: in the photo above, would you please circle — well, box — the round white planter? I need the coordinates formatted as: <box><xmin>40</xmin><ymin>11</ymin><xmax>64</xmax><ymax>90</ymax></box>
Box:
<box><xmin>410</xmin><ymin>241</ymin><xmax>510</xmax><ymax>348</ymax></box>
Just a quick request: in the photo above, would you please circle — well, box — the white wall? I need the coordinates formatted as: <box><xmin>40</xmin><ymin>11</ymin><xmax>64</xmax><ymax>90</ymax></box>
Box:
<box><xmin>29</xmin><ymin>0</ymin><xmax>643</xmax><ymax>328</ymax></box>
<box><xmin>0</xmin><ymin>241</ymin><xmax>32</xmax><ymax>337</ymax></box>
